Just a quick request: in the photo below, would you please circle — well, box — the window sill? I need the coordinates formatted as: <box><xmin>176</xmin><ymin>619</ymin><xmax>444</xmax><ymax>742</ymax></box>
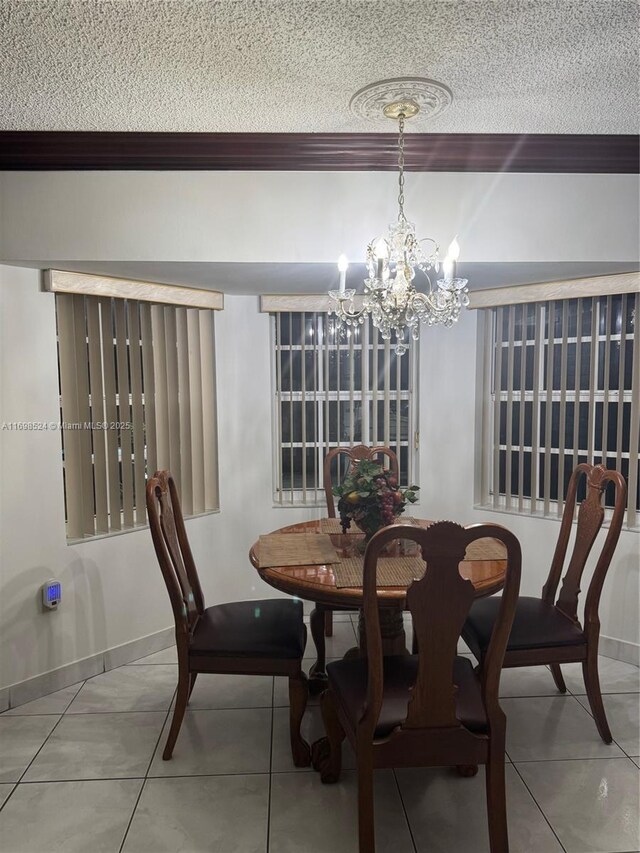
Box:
<box><xmin>271</xmin><ymin>500</ymin><xmax>326</xmax><ymax>510</ymax></box>
<box><xmin>472</xmin><ymin>502</ymin><xmax>638</xmax><ymax>533</ymax></box>
<box><xmin>271</xmin><ymin>498</ymin><xmax>423</xmax><ymax>511</ymax></box>
<box><xmin>66</xmin><ymin>507</ymin><xmax>221</xmax><ymax>545</ymax></box>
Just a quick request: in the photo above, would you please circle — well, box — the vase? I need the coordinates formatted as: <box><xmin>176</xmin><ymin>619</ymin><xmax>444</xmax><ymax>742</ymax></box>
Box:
<box><xmin>354</xmin><ymin>519</ymin><xmax>379</xmax><ymax>540</ymax></box>
<box><xmin>353</xmin><ymin>517</ymin><xmax>399</xmax><ymax>555</ymax></box>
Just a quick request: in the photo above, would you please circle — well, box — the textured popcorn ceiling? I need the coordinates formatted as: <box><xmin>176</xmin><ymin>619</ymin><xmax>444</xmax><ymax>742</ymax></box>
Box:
<box><xmin>1</xmin><ymin>0</ymin><xmax>638</xmax><ymax>133</ymax></box>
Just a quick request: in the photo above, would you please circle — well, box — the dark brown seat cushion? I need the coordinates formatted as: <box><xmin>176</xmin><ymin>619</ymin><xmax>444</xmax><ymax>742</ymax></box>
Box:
<box><xmin>327</xmin><ymin>655</ymin><xmax>487</xmax><ymax>738</ymax></box>
<box><xmin>190</xmin><ymin>599</ymin><xmax>306</xmax><ymax>659</ymax></box>
<box><xmin>462</xmin><ymin>595</ymin><xmax>586</xmax><ymax>658</ymax></box>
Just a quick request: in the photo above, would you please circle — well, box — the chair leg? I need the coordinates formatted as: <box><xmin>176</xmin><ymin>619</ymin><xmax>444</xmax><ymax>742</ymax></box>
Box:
<box><xmin>187</xmin><ymin>671</ymin><xmax>198</xmax><ymax>701</ymax></box>
<box><xmin>357</xmin><ymin>748</ymin><xmax>375</xmax><ymax>853</ymax></box>
<box><xmin>324</xmin><ymin>609</ymin><xmax>334</xmax><ymax>637</ymax></box>
<box><xmin>314</xmin><ymin>688</ymin><xmax>345</xmax><ymax>783</ymax></box>
<box><xmin>582</xmin><ymin>652</ymin><xmax>612</xmax><ymax>744</ymax></box>
<box><xmin>485</xmin><ymin>734</ymin><xmax>509</xmax><ymax>853</ymax></box>
<box><xmin>550</xmin><ymin>663</ymin><xmax>567</xmax><ymax>693</ymax></box>
<box><xmin>163</xmin><ymin>668</ymin><xmax>190</xmax><ymax>760</ymax></box>
<box><xmin>288</xmin><ymin>672</ymin><xmax>311</xmax><ymax>767</ymax></box>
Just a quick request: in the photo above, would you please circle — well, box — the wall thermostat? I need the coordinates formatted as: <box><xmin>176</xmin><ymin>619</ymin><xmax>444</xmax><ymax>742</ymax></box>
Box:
<box><xmin>42</xmin><ymin>580</ymin><xmax>61</xmax><ymax>610</ymax></box>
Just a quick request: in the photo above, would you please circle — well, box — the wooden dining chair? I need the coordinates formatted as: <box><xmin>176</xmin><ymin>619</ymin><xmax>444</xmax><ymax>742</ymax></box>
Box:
<box><xmin>321</xmin><ymin>445</ymin><xmax>399</xmax><ymax>638</ymax></box>
<box><xmin>147</xmin><ymin>470</ymin><xmax>310</xmax><ymax>766</ymax></box>
<box><xmin>462</xmin><ymin>463</ymin><xmax>627</xmax><ymax>744</ymax></box>
<box><xmin>313</xmin><ymin>520</ymin><xmax>522</xmax><ymax>853</ymax></box>
<box><xmin>323</xmin><ymin>444</ymin><xmax>399</xmax><ymax>519</ymax></box>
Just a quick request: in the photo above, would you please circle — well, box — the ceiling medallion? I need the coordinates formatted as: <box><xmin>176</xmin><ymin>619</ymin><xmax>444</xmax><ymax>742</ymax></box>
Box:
<box><xmin>349</xmin><ymin>77</ymin><xmax>453</xmax><ymax>126</ymax></box>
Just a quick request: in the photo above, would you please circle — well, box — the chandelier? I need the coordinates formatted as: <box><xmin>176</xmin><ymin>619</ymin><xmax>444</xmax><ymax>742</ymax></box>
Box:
<box><xmin>328</xmin><ymin>98</ymin><xmax>469</xmax><ymax>355</ymax></box>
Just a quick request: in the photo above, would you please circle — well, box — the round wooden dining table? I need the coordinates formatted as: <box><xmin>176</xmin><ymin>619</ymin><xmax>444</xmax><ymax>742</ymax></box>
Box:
<box><xmin>249</xmin><ymin>519</ymin><xmax>507</xmax><ymax>694</ymax></box>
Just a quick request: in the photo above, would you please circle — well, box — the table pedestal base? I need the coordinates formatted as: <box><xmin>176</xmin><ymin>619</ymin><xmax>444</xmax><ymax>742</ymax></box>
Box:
<box><xmin>308</xmin><ymin>603</ymin><xmax>408</xmax><ymax>695</ymax></box>
<box><xmin>308</xmin><ymin>607</ymin><xmax>329</xmax><ymax>696</ymax></box>
<box><xmin>357</xmin><ymin>606</ymin><xmax>408</xmax><ymax>656</ymax></box>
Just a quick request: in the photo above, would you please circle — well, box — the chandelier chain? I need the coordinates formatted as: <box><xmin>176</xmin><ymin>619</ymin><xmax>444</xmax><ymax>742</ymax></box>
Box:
<box><xmin>397</xmin><ymin>113</ymin><xmax>406</xmax><ymax>222</ymax></box>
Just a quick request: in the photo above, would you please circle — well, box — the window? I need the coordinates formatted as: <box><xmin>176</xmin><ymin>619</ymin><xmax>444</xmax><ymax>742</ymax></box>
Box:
<box><xmin>271</xmin><ymin>312</ymin><xmax>418</xmax><ymax>504</ymax></box>
<box><xmin>476</xmin><ymin>292</ymin><xmax>639</xmax><ymax>528</ymax></box>
<box><xmin>55</xmin><ymin>291</ymin><xmax>219</xmax><ymax>540</ymax></box>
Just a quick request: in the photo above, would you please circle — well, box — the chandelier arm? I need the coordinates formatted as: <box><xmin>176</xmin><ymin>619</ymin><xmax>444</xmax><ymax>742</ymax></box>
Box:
<box><xmin>409</xmin><ymin>290</ymin><xmax>463</xmax><ymax>317</ymax></box>
<box><xmin>329</xmin><ymin>290</ymin><xmax>369</xmax><ymax>322</ymax></box>
<box><xmin>337</xmin><ymin>306</ymin><xmax>367</xmax><ymax>320</ymax></box>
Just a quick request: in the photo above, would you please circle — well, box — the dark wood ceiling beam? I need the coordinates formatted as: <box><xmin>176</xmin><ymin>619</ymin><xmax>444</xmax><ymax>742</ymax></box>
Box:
<box><xmin>0</xmin><ymin>132</ymin><xmax>637</xmax><ymax>172</ymax></box>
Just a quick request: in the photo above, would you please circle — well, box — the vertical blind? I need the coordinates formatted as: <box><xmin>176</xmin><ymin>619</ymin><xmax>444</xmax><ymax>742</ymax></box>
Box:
<box><xmin>56</xmin><ymin>293</ymin><xmax>219</xmax><ymax>539</ymax></box>
<box><xmin>477</xmin><ymin>293</ymin><xmax>639</xmax><ymax>528</ymax></box>
<box><xmin>272</xmin><ymin>312</ymin><xmax>418</xmax><ymax>504</ymax></box>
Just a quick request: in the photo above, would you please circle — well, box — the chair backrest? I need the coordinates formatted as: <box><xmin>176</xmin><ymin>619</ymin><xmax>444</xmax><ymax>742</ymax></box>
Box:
<box><xmin>146</xmin><ymin>470</ymin><xmax>205</xmax><ymax>637</ymax></box>
<box><xmin>360</xmin><ymin>521</ymin><xmax>521</xmax><ymax>737</ymax></box>
<box><xmin>541</xmin><ymin>463</ymin><xmax>627</xmax><ymax>625</ymax></box>
<box><xmin>323</xmin><ymin>444</ymin><xmax>399</xmax><ymax>517</ymax></box>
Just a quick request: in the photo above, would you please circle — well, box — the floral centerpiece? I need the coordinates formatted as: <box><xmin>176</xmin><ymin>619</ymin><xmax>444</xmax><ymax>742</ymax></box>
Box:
<box><xmin>333</xmin><ymin>459</ymin><xmax>419</xmax><ymax>540</ymax></box>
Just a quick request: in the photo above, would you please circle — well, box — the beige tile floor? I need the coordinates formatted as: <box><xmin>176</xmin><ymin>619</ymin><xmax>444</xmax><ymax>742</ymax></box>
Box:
<box><xmin>0</xmin><ymin>613</ymin><xmax>638</xmax><ymax>853</ymax></box>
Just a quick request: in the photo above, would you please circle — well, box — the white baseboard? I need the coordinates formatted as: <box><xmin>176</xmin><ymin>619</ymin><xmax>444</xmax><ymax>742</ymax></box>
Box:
<box><xmin>103</xmin><ymin>626</ymin><xmax>175</xmax><ymax>670</ymax></box>
<box><xmin>1</xmin><ymin>625</ymin><xmax>636</xmax><ymax>714</ymax></box>
<box><xmin>3</xmin><ymin>626</ymin><xmax>175</xmax><ymax>712</ymax></box>
<box><xmin>600</xmin><ymin>635</ymin><xmax>640</xmax><ymax>667</ymax></box>
<box><xmin>0</xmin><ymin>687</ymin><xmax>10</xmax><ymax>713</ymax></box>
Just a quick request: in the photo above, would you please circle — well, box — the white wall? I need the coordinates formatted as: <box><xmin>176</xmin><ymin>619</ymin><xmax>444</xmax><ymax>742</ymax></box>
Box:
<box><xmin>0</xmin><ymin>263</ymin><xmax>638</xmax><ymax>694</ymax></box>
<box><xmin>1</xmin><ymin>171</ymin><xmax>638</xmax><ymax>264</ymax></box>
<box><xmin>0</xmin><ymin>266</ymin><xmax>315</xmax><ymax>693</ymax></box>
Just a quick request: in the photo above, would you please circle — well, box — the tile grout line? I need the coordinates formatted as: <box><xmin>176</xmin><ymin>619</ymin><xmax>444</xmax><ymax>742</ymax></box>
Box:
<box><xmin>115</xmin><ymin>779</ymin><xmax>146</xmax><ymax>851</ymax></box>
<box><xmin>62</xmin><ymin>704</ymin><xmax>277</xmax><ymax>714</ymax></box>
<box><xmin>61</xmin><ymin>681</ymin><xmax>85</xmax><ymax>711</ymax></box>
<box><xmin>505</xmin><ymin>754</ymin><xmax>634</xmax><ymax>764</ymax></box>
<box><xmin>392</xmin><ymin>768</ymin><xmax>418</xmax><ymax>853</ymax></box>
<box><xmin>16</xmin><ymin>770</ymin><xmax>279</xmax><ymax>784</ymax></box>
<box><xmin>15</xmin><ymin>776</ymin><xmax>148</xmax><ymax>785</ymax></box>
<box><xmin>0</xmin><ymin>710</ymin><xmax>70</xmax><ymax>812</ymax></box>
<box><xmin>510</xmin><ymin>760</ymin><xmax>569</xmax><ymax>853</ymax></box>
<box><xmin>572</xmin><ymin>691</ymin><xmax>640</xmax><ymax>759</ymax></box>
<box><xmin>500</xmin><ymin>693</ymin><xmax>573</xmax><ymax>700</ymax></box>
<box><xmin>41</xmin><ymin>704</ymin><xmax>283</xmax><ymax>715</ymax></box>
<box><xmin>266</xmin><ymin>679</ymin><xmax>275</xmax><ymax>853</ymax></box>
<box><xmin>576</xmin><ymin>693</ymin><xmax>637</xmax><ymax>761</ymax></box>
<box><xmin>10</xmin><ymin>756</ymin><xmax>636</xmax><ymax>787</ymax></box>
<box><xmin>118</xmin><ymin>685</ymin><xmax>177</xmax><ymax>853</ymax></box>
<box><xmin>13</xmin><ymin>709</ymin><xmax>71</xmax><ymax>786</ymax></box>
<box><xmin>0</xmin><ymin>783</ymin><xmax>18</xmax><ymax>814</ymax></box>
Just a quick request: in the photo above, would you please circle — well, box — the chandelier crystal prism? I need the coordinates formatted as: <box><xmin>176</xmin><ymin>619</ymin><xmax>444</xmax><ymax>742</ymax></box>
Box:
<box><xmin>329</xmin><ymin>99</ymin><xmax>469</xmax><ymax>356</ymax></box>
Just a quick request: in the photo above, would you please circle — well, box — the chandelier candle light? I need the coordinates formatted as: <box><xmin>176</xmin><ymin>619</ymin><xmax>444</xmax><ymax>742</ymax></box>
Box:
<box><xmin>329</xmin><ymin>97</ymin><xmax>469</xmax><ymax>355</ymax></box>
